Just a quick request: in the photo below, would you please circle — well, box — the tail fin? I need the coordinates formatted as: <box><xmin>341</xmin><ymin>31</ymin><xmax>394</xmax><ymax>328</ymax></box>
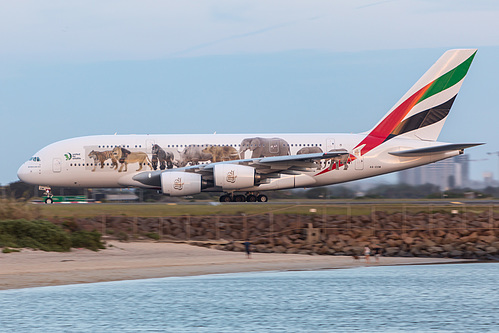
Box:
<box><xmin>356</xmin><ymin>49</ymin><xmax>477</xmax><ymax>154</ymax></box>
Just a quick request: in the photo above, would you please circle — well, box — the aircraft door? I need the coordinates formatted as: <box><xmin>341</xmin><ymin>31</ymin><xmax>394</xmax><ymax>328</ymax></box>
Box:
<box><xmin>355</xmin><ymin>156</ymin><xmax>364</xmax><ymax>170</ymax></box>
<box><xmin>270</xmin><ymin>139</ymin><xmax>279</xmax><ymax>154</ymax></box>
<box><xmin>52</xmin><ymin>158</ymin><xmax>62</xmax><ymax>173</ymax></box>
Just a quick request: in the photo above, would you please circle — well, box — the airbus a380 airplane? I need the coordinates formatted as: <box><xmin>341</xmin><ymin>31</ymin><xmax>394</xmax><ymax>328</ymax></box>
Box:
<box><xmin>18</xmin><ymin>49</ymin><xmax>483</xmax><ymax>203</ymax></box>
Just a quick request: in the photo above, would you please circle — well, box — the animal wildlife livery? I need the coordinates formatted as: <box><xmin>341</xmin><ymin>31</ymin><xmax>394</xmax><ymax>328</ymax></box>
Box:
<box><xmin>18</xmin><ymin>49</ymin><xmax>483</xmax><ymax>203</ymax></box>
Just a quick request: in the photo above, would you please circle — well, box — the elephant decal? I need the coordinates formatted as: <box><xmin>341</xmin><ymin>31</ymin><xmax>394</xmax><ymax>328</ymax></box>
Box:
<box><xmin>239</xmin><ymin>137</ymin><xmax>290</xmax><ymax>158</ymax></box>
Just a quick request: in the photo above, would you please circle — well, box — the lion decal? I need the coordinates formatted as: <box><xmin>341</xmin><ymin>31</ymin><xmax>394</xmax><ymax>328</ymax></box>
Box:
<box><xmin>112</xmin><ymin>147</ymin><xmax>152</xmax><ymax>172</ymax></box>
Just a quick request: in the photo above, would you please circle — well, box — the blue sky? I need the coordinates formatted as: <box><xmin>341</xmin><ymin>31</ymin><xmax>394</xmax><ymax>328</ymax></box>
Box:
<box><xmin>1</xmin><ymin>0</ymin><xmax>499</xmax><ymax>185</ymax></box>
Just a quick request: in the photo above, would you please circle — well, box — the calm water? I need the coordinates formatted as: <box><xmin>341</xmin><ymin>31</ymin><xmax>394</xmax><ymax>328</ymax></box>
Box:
<box><xmin>0</xmin><ymin>263</ymin><xmax>498</xmax><ymax>332</ymax></box>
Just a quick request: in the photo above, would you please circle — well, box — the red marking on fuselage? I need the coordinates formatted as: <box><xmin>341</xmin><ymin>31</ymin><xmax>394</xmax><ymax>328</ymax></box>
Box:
<box><xmin>353</xmin><ymin>82</ymin><xmax>432</xmax><ymax>155</ymax></box>
<box><xmin>314</xmin><ymin>80</ymin><xmax>434</xmax><ymax>177</ymax></box>
<box><xmin>315</xmin><ymin>154</ymin><xmax>356</xmax><ymax>176</ymax></box>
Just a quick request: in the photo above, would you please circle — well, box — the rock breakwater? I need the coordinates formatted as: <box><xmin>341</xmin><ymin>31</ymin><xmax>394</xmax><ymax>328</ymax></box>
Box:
<box><xmin>55</xmin><ymin>210</ymin><xmax>499</xmax><ymax>260</ymax></box>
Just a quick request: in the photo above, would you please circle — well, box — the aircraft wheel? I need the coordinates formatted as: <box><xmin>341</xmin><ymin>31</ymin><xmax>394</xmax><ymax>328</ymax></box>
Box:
<box><xmin>246</xmin><ymin>195</ymin><xmax>257</xmax><ymax>202</ymax></box>
<box><xmin>45</xmin><ymin>197</ymin><xmax>54</xmax><ymax>204</ymax></box>
<box><xmin>257</xmin><ymin>194</ymin><xmax>268</xmax><ymax>202</ymax></box>
<box><xmin>234</xmin><ymin>195</ymin><xmax>246</xmax><ymax>202</ymax></box>
<box><xmin>219</xmin><ymin>195</ymin><xmax>232</xmax><ymax>203</ymax></box>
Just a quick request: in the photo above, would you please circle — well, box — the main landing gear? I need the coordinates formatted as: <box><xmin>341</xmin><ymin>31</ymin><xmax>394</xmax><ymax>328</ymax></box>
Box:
<box><xmin>219</xmin><ymin>193</ymin><xmax>268</xmax><ymax>203</ymax></box>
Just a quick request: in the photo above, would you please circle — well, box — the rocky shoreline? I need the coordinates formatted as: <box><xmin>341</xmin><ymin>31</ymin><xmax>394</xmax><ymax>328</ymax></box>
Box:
<box><xmin>57</xmin><ymin>210</ymin><xmax>499</xmax><ymax>260</ymax></box>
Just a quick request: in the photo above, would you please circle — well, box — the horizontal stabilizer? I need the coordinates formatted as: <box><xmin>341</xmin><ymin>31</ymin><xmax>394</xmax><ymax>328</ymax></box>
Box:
<box><xmin>389</xmin><ymin>143</ymin><xmax>484</xmax><ymax>157</ymax></box>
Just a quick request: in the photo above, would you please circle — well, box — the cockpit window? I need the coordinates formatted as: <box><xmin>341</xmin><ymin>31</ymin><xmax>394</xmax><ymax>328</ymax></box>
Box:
<box><xmin>29</xmin><ymin>157</ymin><xmax>41</xmax><ymax>162</ymax></box>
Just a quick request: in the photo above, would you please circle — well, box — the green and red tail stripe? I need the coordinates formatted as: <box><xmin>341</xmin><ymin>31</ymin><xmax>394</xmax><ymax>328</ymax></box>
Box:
<box><xmin>353</xmin><ymin>50</ymin><xmax>476</xmax><ymax>156</ymax></box>
<box><xmin>315</xmin><ymin>49</ymin><xmax>477</xmax><ymax>177</ymax></box>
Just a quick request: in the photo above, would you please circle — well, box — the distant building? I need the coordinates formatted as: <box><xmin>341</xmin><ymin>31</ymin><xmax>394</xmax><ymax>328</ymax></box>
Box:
<box><xmin>397</xmin><ymin>155</ymin><xmax>470</xmax><ymax>190</ymax></box>
<box><xmin>483</xmin><ymin>172</ymin><xmax>493</xmax><ymax>184</ymax></box>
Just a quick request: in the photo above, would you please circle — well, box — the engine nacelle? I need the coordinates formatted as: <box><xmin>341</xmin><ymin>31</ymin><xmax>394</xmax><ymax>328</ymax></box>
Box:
<box><xmin>214</xmin><ymin>164</ymin><xmax>255</xmax><ymax>190</ymax></box>
<box><xmin>161</xmin><ymin>172</ymin><xmax>201</xmax><ymax>196</ymax></box>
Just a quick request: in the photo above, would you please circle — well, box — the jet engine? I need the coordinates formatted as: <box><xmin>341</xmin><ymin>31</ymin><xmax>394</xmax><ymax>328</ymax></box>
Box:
<box><xmin>161</xmin><ymin>172</ymin><xmax>202</xmax><ymax>196</ymax></box>
<box><xmin>214</xmin><ymin>164</ymin><xmax>255</xmax><ymax>190</ymax></box>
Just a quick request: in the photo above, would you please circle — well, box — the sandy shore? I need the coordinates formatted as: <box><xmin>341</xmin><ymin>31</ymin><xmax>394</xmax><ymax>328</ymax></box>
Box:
<box><xmin>0</xmin><ymin>241</ymin><xmax>473</xmax><ymax>290</ymax></box>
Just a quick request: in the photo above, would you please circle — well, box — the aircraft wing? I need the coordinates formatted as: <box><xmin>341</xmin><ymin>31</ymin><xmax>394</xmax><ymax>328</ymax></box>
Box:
<box><xmin>133</xmin><ymin>150</ymin><xmax>350</xmax><ymax>187</ymax></box>
<box><xmin>258</xmin><ymin>150</ymin><xmax>349</xmax><ymax>163</ymax></box>
<box><xmin>389</xmin><ymin>143</ymin><xmax>484</xmax><ymax>157</ymax></box>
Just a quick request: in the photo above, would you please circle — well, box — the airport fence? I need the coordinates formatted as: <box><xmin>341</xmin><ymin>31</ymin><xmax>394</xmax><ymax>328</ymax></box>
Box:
<box><xmin>48</xmin><ymin>203</ymin><xmax>499</xmax><ymax>243</ymax></box>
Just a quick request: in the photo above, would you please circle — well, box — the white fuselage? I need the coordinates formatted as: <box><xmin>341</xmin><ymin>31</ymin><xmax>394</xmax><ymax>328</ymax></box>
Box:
<box><xmin>16</xmin><ymin>50</ymin><xmax>480</xmax><ymax>197</ymax></box>
<box><xmin>17</xmin><ymin>133</ymin><xmax>459</xmax><ymax>192</ymax></box>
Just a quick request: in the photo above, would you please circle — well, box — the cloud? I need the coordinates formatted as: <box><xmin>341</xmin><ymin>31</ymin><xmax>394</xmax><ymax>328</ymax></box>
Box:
<box><xmin>356</xmin><ymin>0</ymin><xmax>400</xmax><ymax>10</ymax></box>
<box><xmin>1</xmin><ymin>1</ymin><xmax>499</xmax><ymax>62</ymax></box>
<box><xmin>170</xmin><ymin>16</ymin><xmax>324</xmax><ymax>57</ymax></box>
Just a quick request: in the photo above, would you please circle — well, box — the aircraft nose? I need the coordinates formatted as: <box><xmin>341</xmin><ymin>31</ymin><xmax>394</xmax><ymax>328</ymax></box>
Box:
<box><xmin>17</xmin><ymin>163</ymin><xmax>28</xmax><ymax>182</ymax></box>
<box><xmin>17</xmin><ymin>162</ymin><xmax>38</xmax><ymax>184</ymax></box>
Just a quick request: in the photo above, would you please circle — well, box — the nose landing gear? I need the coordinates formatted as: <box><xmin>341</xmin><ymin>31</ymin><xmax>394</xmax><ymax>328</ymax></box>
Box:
<box><xmin>40</xmin><ymin>186</ymin><xmax>54</xmax><ymax>204</ymax></box>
